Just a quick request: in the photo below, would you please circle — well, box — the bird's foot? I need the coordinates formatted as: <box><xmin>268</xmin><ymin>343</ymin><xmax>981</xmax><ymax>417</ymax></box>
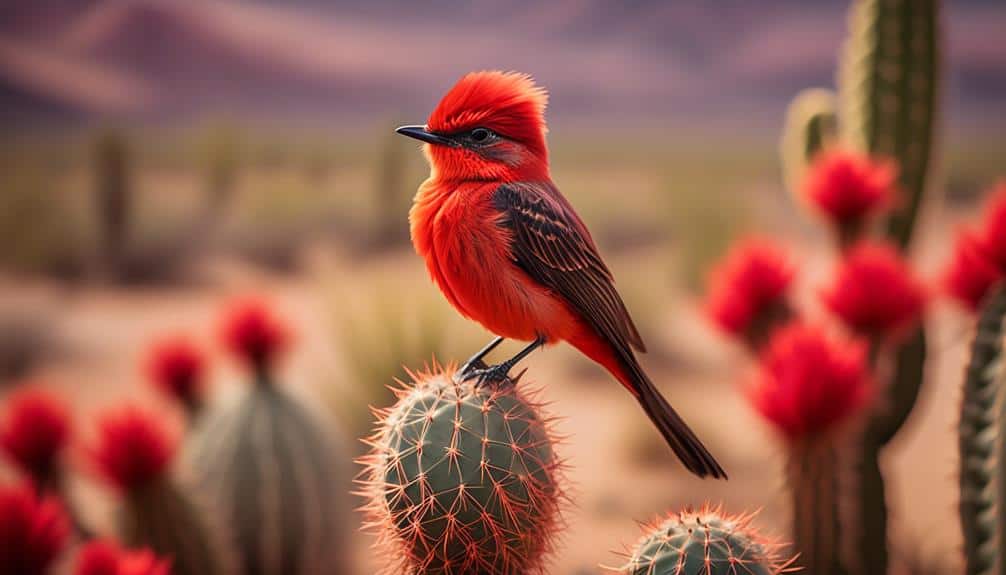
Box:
<box><xmin>455</xmin><ymin>336</ymin><xmax>504</xmax><ymax>383</ymax></box>
<box><xmin>461</xmin><ymin>362</ymin><xmax>524</xmax><ymax>389</ymax></box>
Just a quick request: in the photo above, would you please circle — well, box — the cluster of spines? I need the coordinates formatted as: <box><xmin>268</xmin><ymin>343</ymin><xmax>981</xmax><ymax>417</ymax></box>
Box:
<box><xmin>360</xmin><ymin>364</ymin><xmax>566</xmax><ymax>575</ymax></box>
<box><xmin>618</xmin><ymin>505</ymin><xmax>795</xmax><ymax>575</ymax></box>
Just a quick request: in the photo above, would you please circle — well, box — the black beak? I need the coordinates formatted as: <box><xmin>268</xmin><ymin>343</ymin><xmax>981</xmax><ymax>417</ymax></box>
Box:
<box><xmin>395</xmin><ymin>125</ymin><xmax>459</xmax><ymax>147</ymax></box>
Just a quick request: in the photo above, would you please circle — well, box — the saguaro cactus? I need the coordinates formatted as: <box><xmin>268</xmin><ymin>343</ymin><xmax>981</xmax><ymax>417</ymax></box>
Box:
<box><xmin>360</xmin><ymin>365</ymin><xmax>564</xmax><ymax>575</ymax></box>
<box><xmin>187</xmin><ymin>298</ymin><xmax>351</xmax><ymax>575</ymax></box>
<box><xmin>621</xmin><ymin>506</ymin><xmax>793</xmax><ymax>575</ymax></box>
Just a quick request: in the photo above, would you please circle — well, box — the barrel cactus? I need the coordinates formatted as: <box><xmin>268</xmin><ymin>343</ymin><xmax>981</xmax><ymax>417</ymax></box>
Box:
<box><xmin>88</xmin><ymin>405</ymin><xmax>227</xmax><ymax>575</ymax></box>
<box><xmin>621</xmin><ymin>506</ymin><xmax>793</xmax><ymax>575</ymax></box>
<box><xmin>187</xmin><ymin>298</ymin><xmax>351</xmax><ymax>575</ymax></box>
<box><xmin>360</xmin><ymin>364</ymin><xmax>564</xmax><ymax>574</ymax></box>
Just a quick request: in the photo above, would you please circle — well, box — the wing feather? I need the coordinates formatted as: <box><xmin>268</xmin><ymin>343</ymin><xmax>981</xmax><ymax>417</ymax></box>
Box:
<box><xmin>492</xmin><ymin>183</ymin><xmax>646</xmax><ymax>352</ymax></box>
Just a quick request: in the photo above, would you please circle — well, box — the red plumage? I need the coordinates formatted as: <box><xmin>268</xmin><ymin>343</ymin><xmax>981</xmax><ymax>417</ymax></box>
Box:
<box><xmin>406</xmin><ymin>70</ymin><xmax>725</xmax><ymax>479</ymax></box>
<box><xmin>0</xmin><ymin>387</ymin><xmax>71</xmax><ymax>484</ymax></box>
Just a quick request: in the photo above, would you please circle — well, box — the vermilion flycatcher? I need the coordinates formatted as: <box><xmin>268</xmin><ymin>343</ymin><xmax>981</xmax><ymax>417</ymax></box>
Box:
<box><xmin>397</xmin><ymin>71</ymin><xmax>726</xmax><ymax>479</ymax></box>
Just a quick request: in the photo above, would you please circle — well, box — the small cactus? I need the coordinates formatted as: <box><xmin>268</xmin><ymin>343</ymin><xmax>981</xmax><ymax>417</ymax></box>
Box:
<box><xmin>620</xmin><ymin>505</ymin><xmax>794</xmax><ymax>575</ymax></box>
<box><xmin>88</xmin><ymin>405</ymin><xmax>227</xmax><ymax>575</ymax></box>
<box><xmin>187</xmin><ymin>298</ymin><xmax>351</xmax><ymax>575</ymax></box>
<box><xmin>360</xmin><ymin>364</ymin><xmax>564</xmax><ymax>575</ymax></box>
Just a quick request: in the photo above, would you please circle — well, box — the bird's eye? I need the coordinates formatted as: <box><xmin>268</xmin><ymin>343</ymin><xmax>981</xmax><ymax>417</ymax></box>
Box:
<box><xmin>470</xmin><ymin>128</ymin><xmax>493</xmax><ymax>143</ymax></box>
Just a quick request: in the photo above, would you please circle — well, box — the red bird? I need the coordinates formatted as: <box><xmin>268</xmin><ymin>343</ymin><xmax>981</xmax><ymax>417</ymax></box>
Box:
<box><xmin>398</xmin><ymin>70</ymin><xmax>726</xmax><ymax>479</ymax></box>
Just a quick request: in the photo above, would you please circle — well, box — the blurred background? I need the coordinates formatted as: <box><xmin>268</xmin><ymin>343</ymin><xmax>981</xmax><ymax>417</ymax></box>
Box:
<box><xmin>0</xmin><ymin>1</ymin><xmax>1004</xmax><ymax>573</ymax></box>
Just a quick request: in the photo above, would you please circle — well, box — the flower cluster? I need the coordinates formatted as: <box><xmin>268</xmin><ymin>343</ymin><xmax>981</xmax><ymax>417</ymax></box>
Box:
<box><xmin>0</xmin><ymin>482</ymin><xmax>69</xmax><ymax>575</ymax></box>
<box><xmin>0</xmin><ymin>387</ymin><xmax>71</xmax><ymax>484</ymax></box>
<box><xmin>943</xmin><ymin>182</ymin><xmax>1006</xmax><ymax>310</ymax></box>
<box><xmin>87</xmin><ymin>406</ymin><xmax>177</xmax><ymax>491</ymax></box>
<box><xmin>76</xmin><ymin>540</ymin><xmax>171</xmax><ymax>575</ymax></box>
<box><xmin>144</xmin><ymin>335</ymin><xmax>207</xmax><ymax>408</ymax></box>
<box><xmin>801</xmin><ymin>149</ymin><xmax>896</xmax><ymax>239</ymax></box>
<box><xmin>219</xmin><ymin>297</ymin><xmax>290</xmax><ymax>371</ymax></box>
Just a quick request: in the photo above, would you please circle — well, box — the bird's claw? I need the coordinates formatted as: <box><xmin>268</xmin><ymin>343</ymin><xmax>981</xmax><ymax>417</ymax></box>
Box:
<box><xmin>461</xmin><ymin>363</ymin><xmax>515</xmax><ymax>389</ymax></box>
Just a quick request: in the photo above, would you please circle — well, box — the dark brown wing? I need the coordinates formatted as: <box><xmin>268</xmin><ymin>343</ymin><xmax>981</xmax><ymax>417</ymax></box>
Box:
<box><xmin>492</xmin><ymin>182</ymin><xmax>645</xmax><ymax>353</ymax></box>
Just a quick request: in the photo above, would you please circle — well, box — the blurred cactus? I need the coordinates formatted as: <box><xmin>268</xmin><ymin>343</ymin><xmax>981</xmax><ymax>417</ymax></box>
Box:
<box><xmin>93</xmin><ymin>129</ymin><xmax>132</xmax><ymax>278</ymax></box>
<box><xmin>372</xmin><ymin>124</ymin><xmax>416</xmax><ymax>249</ymax></box>
<box><xmin>958</xmin><ymin>286</ymin><xmax>1006</xmax><ymax>575</ymax></box>
<box><xmin>838</xmin><ymin>0</ymin><xmax>940</xmax><ymax>249</ymax></box>
<box><xmin>186</xmin><ymin>299</ymin><xmax>351</xmax><ymax>575</ymax></box>
<box><xmin>621</xmin><ymin>506</ymin><xmax>793</xmax><ymax>575</ymax></box>
<box><xmin>775</xmin><ymin>1</ymin><xmax>941</xmax><ymax>572</ymax></box>
<box><xmin>360</xmin><ymin>364</ymin><xmax>564</xmax><ymax>574</ymax></box>
<box><xmin>780</xmin><ymin>88</ymin><xmax>838</xmax><ymax>197</ymax></box>
<box><xmin>198</xmin><ymin>123</ymin><xmax>241</xmax><ymax>222</ymax></box>
<box><xmin>89</xmin><ymin>406</ymin><xmax>227</xmax><ymax>575</ymax></box>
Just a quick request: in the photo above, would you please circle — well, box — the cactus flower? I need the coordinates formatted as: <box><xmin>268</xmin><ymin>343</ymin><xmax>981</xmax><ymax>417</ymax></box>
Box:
<box><xmin>748</xmin><ymin>323</ymin><xmax>871</xmax><ymax>442</ymax></box>
<box><xmin>76</xmin><ymin>540</ymin><xmax>172</xmax><ymax>575</ymax></box>
<box><xmin>219</xmin><ymin>297</ymin><xmax>289</xmax><ymax>372</ymax></box>
<box><xmin>0</xmin><ymin>387</ymin><xmax>71</xmax><ymax>485</ymax></box>
<box><xmin>821</xmin><ymin>241</ymin><xmax>926</xmax><ymax>338</ymax></box>
<box><xmin>705</xmin><ymin>238</ymin><xmax>794</xmax><ymax>348</ymax></box>
<box><xmin>87</xmin><ymin>406</ymin><xmax>176</xmax><ymax>491</ymax></box>
<box><xmin>944</xmin><ymin>229</ymin><xmax>1002</xmax><ymax>311</ymax></box>
<box><xmin>0</xmin><ymin>482</ymin><xmax>70</xmax><ymax>575</ymax></box>
<box><xmin>144</xmin><ymin>335</ymin><xmax>207</xmax><ymax>410</ymax></box>
<box><xmin>800</xmin><ymin>149</ymin><xmax>896</xmax><ymax>239</ymax></box>
<box><xmin>973</xmin><ymin>181</ymin><xmax>1006</xmax><ymax>268</ymax></box>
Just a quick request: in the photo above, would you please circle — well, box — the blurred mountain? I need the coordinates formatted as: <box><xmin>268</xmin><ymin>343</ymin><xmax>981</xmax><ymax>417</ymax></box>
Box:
<box><xmin>0</xmin><ymin>0</ymin><xmax>1003</xmax><ymax>129</ymax></box>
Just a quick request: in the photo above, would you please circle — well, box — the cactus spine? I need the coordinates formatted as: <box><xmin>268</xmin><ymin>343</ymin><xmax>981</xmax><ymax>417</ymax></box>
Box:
<box><xmin>361</xmin><ymin>366</ymin><xmax>564</xmax><ymax>575</ymax></box>
<box><xmin>622</xmin><ymin>506</ymin><xmax>792</xmax><ymax>575</ymax></box>
<box><xmin>959</xmin><ymin>286</ymin><xmax>1006</xmax><ymax>575</ymax></box>
<box><xmin>188</xmin><ymin>380</ymin><xmax>350</xmax><ymax>575</ymax></box>
<box><xmin>839</xmin><ymin>0</ymin><xmax>940</xmax><ymax>249</ymax></box>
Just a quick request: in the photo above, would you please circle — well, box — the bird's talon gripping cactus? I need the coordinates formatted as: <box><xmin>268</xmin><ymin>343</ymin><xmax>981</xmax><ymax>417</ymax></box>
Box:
<box><xmin>361</xmin><ymin>364</ymin><xmax>564</xmax><ymax>575</ymax></box>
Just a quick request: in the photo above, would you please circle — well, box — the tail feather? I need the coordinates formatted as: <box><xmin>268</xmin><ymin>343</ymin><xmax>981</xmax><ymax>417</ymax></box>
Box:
<box><xmin>634</xmin><ymin>370</ymin><xmax>727</xmax><ymax>479</ymax></box>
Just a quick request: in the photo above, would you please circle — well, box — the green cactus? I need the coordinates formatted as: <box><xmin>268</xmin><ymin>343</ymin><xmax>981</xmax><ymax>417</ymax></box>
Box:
<box><xmin>787</xmin><ymin>445</ymin><xmax>846</xmax><ymax>575</ymax></box>
<box><xmin>959</xmin><ymin>286</ymin><xmax>1006</xmax><ymax>575</ymax></box>
<box><xmin>839</xmin><ymin>0</ymin><xmax>940</xmax><ymax>249</ymax></box>
<box><xmin>119</xmin><ymin>479</ymin><xmax>228</xmax><ymax>575</ymax></box>
<box><xmin>780</xmin><ymin>88</ymin><xmax>838</xmax><ymax>197</ymax></box>
<box><xmin>187</xmin><ymin>376</ymin><xmax>351</xmax><ymax>575</ymax></box>
<box><xmin>622</xmin><ymin>506</ymin><xmax>794</xmax><ymax>575</ymax></box>
<box><xmin>360</xmin><ymin>365</ymin><xmax>564</xmax><ymax>575</ymax></box>
<box><xmin>93</xmin><ymin>129</ymin><xmax>132</xmax><ymax>277</ymax></box>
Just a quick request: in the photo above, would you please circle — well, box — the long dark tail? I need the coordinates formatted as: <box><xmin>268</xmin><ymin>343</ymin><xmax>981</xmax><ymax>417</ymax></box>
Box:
<box><xmin>569</xmin><ymin>332</ymin><xmax>728</xmax><ymax>479</ymax></box>
<box><xmin>622</xmin><ymin>352</ymin><xmax>727</xmax><ymax>479</ymax></box>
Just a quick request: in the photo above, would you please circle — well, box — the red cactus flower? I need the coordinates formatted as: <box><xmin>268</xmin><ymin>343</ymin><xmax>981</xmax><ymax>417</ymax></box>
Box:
<box><xmin>748</xmin><ymin>323</ymin><xmax>872</xmax><ymax>442</ymax></box>
<box><xmin>821</xmin><ymin>242</ymin><xmax>927</xmax><ymax>338</ymax></box>
<box><xmin>943</xmin><ymin>228</ymin><xmax>1002</xmax><ymax>311</ymax></box>
<box><xmin>144</xmin><ymin>335</ymin><xmax>207</xmax><ymax>407</ymax></box>
<box><xmin>801</xmin><ymin>149</ymin><xmax>896</xmax><ymax>234</ymax></box>
<box><xmin>705</xmin><ymin>238</ymin><xmax>795</xmax><ymax>347</ymax></box>
<box><xmin>118</xmin><ymin>548</ymin><xmax>172</xmax><ymax>575</ymax></box>
<box><xmin>0</xmin><ymin>387</ymin><xmax>71</xmax><ymax>483</ymax></box>
<box><xmin>75</xmin><ymin>540</ymin><xmax>121</xmax><ymax>575</ymax></box>
<box><xmin>219</xmin><ymin>297</ymin><xmax>290</xmax><ymax>371</ymax></box>
<box><xmin>0</xmin><ymin>482</ymin><xmax>70</xmax><ymax>575</ymax></box>
<box><xmin>87</xmin><ymin>406</ymin><xmax>176</xmax><ymax>492</ymax></box>
<box><xmin>76</xmin><ymin>540</ymin><xmax>172</xmax><ymax>575</ymax></box>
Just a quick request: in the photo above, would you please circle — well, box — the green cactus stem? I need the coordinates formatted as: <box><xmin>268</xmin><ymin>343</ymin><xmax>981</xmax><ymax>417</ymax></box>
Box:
<box><xmin>361</xmin><ymin>365</ymin><xmax>564</xmax><ymax>575</ymax></box>
<box><xmin>839</xmin><ymin>0</ymin><xmax>940</xmax><ymax>249</ymax></box>
<box><xmin>187</xmin><ymin>377</ymin><xmax>351</xmax><ymax>575</ymax></box>
<box><xmin>780</xmin><ymin>88</ymin><xmax>838</xmax><ymax>198</ymax></box>
<box><xmin>959</xmin><ymin>286</ymin><xmax>1006</xmax><ymax>575</ymax></box>
<box><xmin>788</xmin><ymin>443</ymin><xmax>846</xmax><ymax>575</ymax></box>
<box><xmin>119</xmin><ymin>479</ymin><xmax>227</xmax><ymax>575</ymax></box>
